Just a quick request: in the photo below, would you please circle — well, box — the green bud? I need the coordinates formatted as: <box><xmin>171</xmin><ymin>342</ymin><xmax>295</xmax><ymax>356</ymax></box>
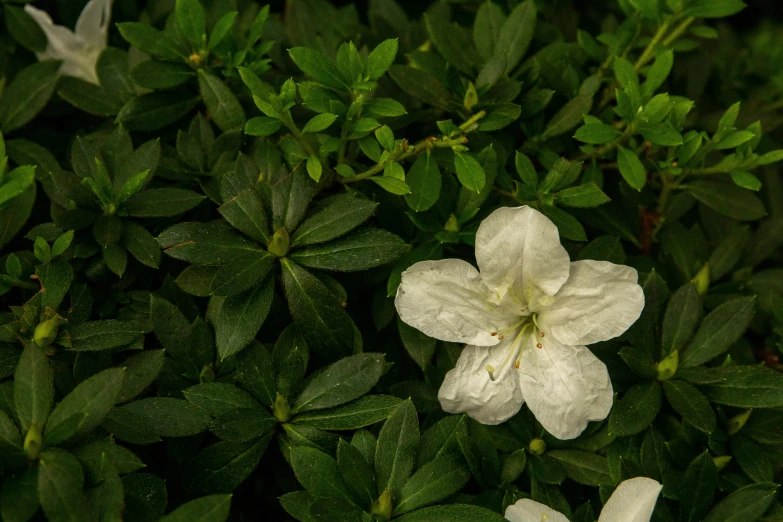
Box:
<box><xmin>529</xmin><ymin>438</ymin><xmax>546</xmax><ymax>456</ymax></box>
<box><xmin>24</xmin><ymin>422</ymin><xmax>42</xmax><ymax>460</ymax></box>
<box><xmin>691</xmin><ymin>263</ymin><xmax>710</xmax><ymax>295</ymax></box>
<box><xmin>727</xmin><ymin>408</ymin><xmax>752</xmax><ymax>435</ymax></box>
<box><xmin>370</xmin><ymin>488</ymin><xmax>393</xmax><ymax>520</ymax></box>
<box><xmin>500</xmin><ymin>449</ymin><xmax>527</xmax><ymax>486</ymax></box>
<box><xmin>656</xmin><ymin>350</ymin><xmax>679</xmax><ymax>381</ymax></box>
<box><xmin>33</xmin><ymin>317</ymin><xmax>61</xmax><ymax>348</ymax></box>
<box><xmin>268</xmin><ymin>227</ymin><xmax>290</xmax><ymax>257</ymax></box>
<box><xmin>463</xmin><ymin>82</ymin><xmax>479</xmax><ymax>112</ymax></box>
<box><xmin>444</xmin><ymin>214</ymin><xmax>460</xmax><ymax>232</ymax></box>
<box><xmin>273</xmin><ymin>392</ymin><xmax>291</xmax><ymax>423</ymax></box>
<box><xmin>713</xmin><ymin>455</ymin><xmax>732</xmax><ymax>471</ymax></box>
<box><xmin>199</xmin><ymin>363</ymin><xmax>216</xmax><ymax>383</ymax></box>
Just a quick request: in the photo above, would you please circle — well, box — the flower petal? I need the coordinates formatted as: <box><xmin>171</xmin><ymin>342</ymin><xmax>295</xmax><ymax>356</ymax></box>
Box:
<box><xmin>75</xmin><ymin>0</ymin><xmax>113</xmax><ymax>48</ymax></box>
<box><xmin>396</xmin><ymin>259</ymin><xmax>518</xmax><ymax>346</ymax></box>
<box><xmin>439</xmin><ymin>344</ymin><xmax>524</xmax><ymax>425</ymax></box>
<box><xmin>598</xmin><ymin>477</ymin><xmax>662</xmax><ymax>522</ymax></box>
<box><xmin>518</xmin><ymin>336</ymin><xmax>613</xmax><ymax>440</ymax></box>
<box><xmin>504</xmin><ymin>499</ymin><xmax>569</xmax><ymax>522</ymax></box>
<box><xmin>540</xmin><ymin>259</ymin><xmax>644</xmax><ymax>346</ymax></box>
<box><xmin>475</xmin><ymin>206</ymin><xmax>570</xmax><ymax>305</ymax></box>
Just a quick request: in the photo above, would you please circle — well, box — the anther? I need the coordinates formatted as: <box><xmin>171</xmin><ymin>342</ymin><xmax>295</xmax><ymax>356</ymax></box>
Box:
<box><xmin>490</xmin><ymin>332</ymin><xmax>497</xmax><ymax>336</ymax></box>
<box><xmin>514</xmin><ymin>360</ymin><xmax>520</xmax><ymax>369</ymax></box>
<box><xmin>498</xmin><ymin>334</ymin><xmax>504</xmax><ymax>340</ymax></box>
<box><xmin>486</xmin><ymin>365</ymin><xmax>496</xmax><ymax>381</ymax></box>
<box><xmin>536</xmin><ymin>343</ymin><xmax>542</xmax><ymax>349</ymax></box>
<box><xmin>520</xmin><ymin>308</ymin><xmax>525</xmax><ymax>312</ymax></box>
<box><xmin>540</xmin><ymin>332</ymin><xmax>545</xmax><ymax>337</ymax></box>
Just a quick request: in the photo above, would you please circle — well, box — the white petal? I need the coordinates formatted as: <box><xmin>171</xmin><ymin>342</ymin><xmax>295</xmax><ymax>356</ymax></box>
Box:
<box><xmin>540</xmin><ymin>260</ymin><xmax>644</xmax><ymax>346</ymax></box>
<box><xmin>474</xmin><ymin>206</ymin><xmax>570</xmax><ymax>304</ymax></box>
<box><xmin>518</xmin><ymin>336</ymin><xmax>612</xmax><ymax>440</ymax></box>
<box><xmin>598</xmin><ymin>477</ymin><xmax>662</xmax><ymax>522</ymax></box>
<box><xmin>395</xmin><ymin>259</ymin><xmax>518</xmax><ymax>346</ymax></box>
<box><xmin>75</xmin><ymin>0</ymin><xmax>113</xmax><ymax>48</ymax></box>
<box><xmin>505</xmin><ymin>499</ymin><xmax>569</xmax><ymax>522</ymax></box>
<box><xmin>438</xmin><ymin>344</ymin><xmax>524</xmax><ymax>425</ymax></box>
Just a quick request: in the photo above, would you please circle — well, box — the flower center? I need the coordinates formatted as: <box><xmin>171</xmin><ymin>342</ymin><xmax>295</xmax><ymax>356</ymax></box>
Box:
<box><xmin>485</xmin><ymin>313</ymin><xmax>546</xmax><ymax>381</ymax></box>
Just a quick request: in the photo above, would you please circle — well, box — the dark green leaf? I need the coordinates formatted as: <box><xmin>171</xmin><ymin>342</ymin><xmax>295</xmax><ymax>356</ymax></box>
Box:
<box><xmin>14</xmin><ymin>344</ymin><xmax>54</xmax><ymax>434</ymax></box>
<box><xmin>198</xmin><ymin>72</ymin><xmax>245</xmax><ymax>132</ymax></box>
<box><xmin>158</xmin><ymin>222</ymin><xmax>263</xmax><ymax>266</ymax></box>
<box><xmin>288</xmin><ymin>48</ymin><xmax>349</xmax><ymax>90</ymax></box>
<box><xmin>0</xmin><ymin>61</ymin><xmax>60</xmax><ymax>134</ymax></box>
<box><xmin>67</xmin><ymin>320</ymin><xmax>141</xmax><ymax>351</ymax></box>
<box><xmin>122</xmin><ymin>188</ymin><xmax>204</xmax><ymax>217</ymax></box>
<box><xmin>680</xmin><ymin>451</ymin><xmax>718</xmax><ymax>522</ymax></box>
<box><xmin>38</xmin><ymin>449</ymin><xmax>92</xmax><ymax>522</ymax></box>
<box><xmin>686</xmin><ymin>181</ymin><xmax>766</xmax><ymax>221</ymax></box>
<box><xmin>117</xmin><ymin>350</ymin><xmax>165</xmax><ymax>403</ymax></box>
<box><xmin>662</xmin><ymin>379</ymin><xmax>716</xmax><ymax>433</ymax></box>
<box><xmin>294</xmin><ymin>395</ymin><xmax>402</xmax><ymax>430</ymax></box>
<box><xmin>680</xmin><ymin>296</ymin><xmax>755</xmax><ymax>367</ymax></box>
<box><xmin>661</xmin><ymin>283</ymin><xmax>702</xmax><ymax>356</ymax></box>
<box><xmin>290</xmin><ymin>446</ymin><xmax>358</xmax><ymax>504</ymax></box>
<box><xmin>118</xmin><ymin>397</ymin><xmax>210</xmax><ymax>437</ymax></box>
<box><xmin>292</xmin><ymin>194</ymin><xmax>378</xmax><ymax>247</ymax></box>
<box><xmin>608</xmin><ymin>381</ymin><xmax>662</xmax><ymax>437</ymax></box>
<box><xmin>184</xmin><ymin>436</ymin><xmax>269</xmax><ymax>493</ymax></box>
<box><xmin>212</xmin><ymin>275</ymin><xmax>275</xmax><ymax>359</ymax></box>
<box><xmin>375</xmin><ymin>400</ymin><xmax>419</xmax><ymax>495</ymax></box>
<box><xmin>294</xmin><ymin>353</ymin><xmax>385</xmax><ymax>412</ymax></box>
<box><xmin>159</xmin><ymin>495</ymin><xmax>232</xmax><ymax>522</ymax></box>
<box><xmin>703</xmin><ymin>483</ymin><xmax>777</xmax><ymax>522</ymax></box>
<box><xmin>393</xmin><ymin>455</ymin><xmax>471</xmax><ymax>515</ymax></box>
<box><xmin>290</xmin><ymin>229</ymin><xmax>406</xmax><ymax>272</ymax></box>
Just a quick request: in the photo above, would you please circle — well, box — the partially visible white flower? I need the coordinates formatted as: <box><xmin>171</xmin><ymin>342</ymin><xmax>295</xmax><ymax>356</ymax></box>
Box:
<box><xmin>24</xmin><ymin>0</ymin><xmax>113</xmax><ymax>85</ymax></box>
<box><xmin>395</xmin><ymin>206</ymin><xmax>644</xmax><ymax>439</ymax></box>
<box><xmin>505</xmin><ymin>477</ymin><xmax>663</xmax><ymax>522</ymax></box>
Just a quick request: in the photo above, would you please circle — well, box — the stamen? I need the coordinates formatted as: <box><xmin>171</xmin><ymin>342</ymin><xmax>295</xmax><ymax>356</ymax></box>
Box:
<box><xmin>536</xmin><ymin>342</ymin><xmax>542</xmax><ymax>349</ymax></box>
<box><xmin>486</xmin><ymin>365</ymin><xmax>495</xmax><ymax>381</ymax></box>
<box><xmin>520</xmin><ymin>307</ymin><xmax>525</xmax><ymax>312</ymax></box>
<box><xmin>514</xmin><ymin>360</ymin><xmax>520</xmax><ymax>369</ymax></box>
<box><xmin>540</xmin><ymin>332</ymin><xmax>545</xmax><ymax>337</ymax></box>
<box><xmin>490</xmin><ymin>331</ymin><xmax>497</xmax><ymax>336</ymax></box>
<box><xmin>498</xmin><ymin>334</ymin><xmax>504</xmax><ymax>340</ymax></box>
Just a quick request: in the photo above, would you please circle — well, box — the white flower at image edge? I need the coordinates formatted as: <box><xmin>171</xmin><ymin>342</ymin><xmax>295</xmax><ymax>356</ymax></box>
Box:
<box><xmin>25</xmin><ymin>0</ymin><xmax>113</xmax><ymax>85</ymax></box>
<box><xmin>506</xmin><ymin>477</ymin><xmax>663</xmax><ymax>522</ymax></box>
<box><xmin>395</xmin><ymin>206</ymin><xmax>644</xmax><ymax>440</ymax></box>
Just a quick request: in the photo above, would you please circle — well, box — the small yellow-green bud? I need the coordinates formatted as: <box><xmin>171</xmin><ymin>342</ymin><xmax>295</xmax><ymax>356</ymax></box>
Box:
<box><xmin>268</xmin><ymin>227</ymin><xmax>290</xmax><ymax>258</ymax></box>
<box><xmin>444</xmin><ymin>214</ymin><xmax>460</xmax><ymax>232</ymax></box>
<box><xmin>463</xmin><ymin>82</ymin><xmax>479</xmax><ymax>112</ymax></box>
<box><xmin>273</xmin><ymin>392</ymin><xmax>291</xmax><ymax>423</ymax></box>
<box><xmin>713</xmin><ymin>455</ymin><xmax>732</xmax><ymax>471</ymax></box>
<box><xmin>199</xmin><ymin>363</ymin><xmax>216</xmax><ymax>383</ymax></box>
<box><xmin>370</xmin><ymin>488</ymin><xmax>393</xmax><ymax>520</ymax></box>
<box><xmin>656</xmin><ymin>350</ymin><xmax>679</xmax><ymax>381</ymax></box>
<box><xmin>24</xmin><ymin>422</ymin><xmax>42</xmax><ymax>460</ymax></box>
<box><xmin>33</xmin><ymin>317</ymin><xmax>61</xmax><ymax>348</ymax></box>
<box><xmin>691</xmin><ymin>263</ymin><xmax>710</xmax><ymax>295</ymax></box>
<box><xmin>727</xmin><ymin>409</ymin><xmax>752</xmax><ymax>435</ymax></box>
<box><xmin>529</xmin><ymin>438</ymin><xmax>546</xmax><ymax>456</ymax></box>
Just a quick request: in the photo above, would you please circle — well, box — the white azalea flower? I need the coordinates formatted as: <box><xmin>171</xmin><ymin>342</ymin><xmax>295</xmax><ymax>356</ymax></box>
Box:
<box><xmin>505</xmin><ymin>476</ymin><xmax>663</xmax><ymax>522</ymax></box>
<box><xmin>25</xmin><ymin>0</ymin><xmax>113</xmax><ymax>85</ymax></box>
<box><xmin>395</xmin><ymin>206</ymin><xmax>644</xmax><ymax>439</ymax></box>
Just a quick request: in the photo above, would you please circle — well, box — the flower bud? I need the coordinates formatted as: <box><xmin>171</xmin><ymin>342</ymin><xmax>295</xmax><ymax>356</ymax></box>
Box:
<box><xmin>273</xmin><ymin>392</ymin><xmax>291</xmax><ymax>423</ymax></box>
<box><xmin>500</xmin><ymin>449</ymin><xmax>527</xmax><ymax>486</ymax></box>
<box><xmin>371</xmin><ymin>488</ymin><xmax>393</xmax><ymax>520</ymax></box>
<box><xmin>463</xmin><ymin>82</ymin><xmax>479</xmax><ymax>112</ymax></box>
<box><xmin>691</xmin><ymin>263</ymin><xmax>710</xmax><ymax>295</ymax></box>
<box><xmin>33</xmin><ymin>317</ymin><xmax>61</xmax><ymax>348</ymax></box>
<box><xmin>656</xmin><ymin>350</ymin><xmax>679</xmax><ymax>381</ymax></box>
<box><xmin>444</xmin><ymin>214</ymin><xmax>460</xmax><ymax>232</ymax></box>
<box><xmin>713</xmin><ymin>455</ymin><xmax>732</xmax><ymax>471</ymax></box>
<box><xmin>727</xmin><ymin>409</ymin><xmax>752</xmax><ymax>435</ymax></box>
<box><xmin>268</xmin><ymin>227</ymin><xmax>290</xmax><ymax>258</ymax></box>
<box><xmin>199</xmin><ymin>363</ymin><xmax>216</xmax><ymax>383</ymax></box>
<box><xmin>529</xmin><ymin>438</ymin><xmax>546</xmax><ymax>456</ymax></box>
<box><xmin>24</xmin><ymin>422</ymin><xmax>42</xmax><ymax>460</ymax></box>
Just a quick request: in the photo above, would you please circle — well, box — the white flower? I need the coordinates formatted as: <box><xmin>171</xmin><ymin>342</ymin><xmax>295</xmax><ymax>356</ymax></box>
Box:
<box><xmin>505</xmin><ymin>477</ymin><xmax>663</xmax><ymax>522</ymax></box>
<box><xmin>395</xmin><ymin>206</ymin><xmax>644</xmax><ymax>439</ymax></box>
<box><xmin>25</xmin><ymin>0</ymin><xmax>113</xmax><ymax>85</ymax></box>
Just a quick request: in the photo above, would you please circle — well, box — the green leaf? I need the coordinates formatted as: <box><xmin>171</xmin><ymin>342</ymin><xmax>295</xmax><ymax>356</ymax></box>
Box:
<box><xmin>732</xmin><ymin>435</ymin><xmax>773</xmax><ymax>483</ymax></box>
<box><xmin>608</xmin><ymin>381</ymin><xmax>662</xmax><ymax>437</ymax></box>
<box><xmin>37</xmin><ymin>258</ymin><xmax>74</xmax><ymax>318</ymax></box>
<box><xmin>496</xmin><ymin>0</ymin><xmax>537</xmax><ymax>73</ymax></box>
<box><xmin>122</xmin><ymin>188</ymin><xmax>204</xmax><ymax>217</ymax></box>
<box><xmin>211</xmin><ymin>407</ymin><xmax>276</xmax><ymax>443</ymax></box>
<box><xmin>683</xmin><ymin>0</ymin><xmax>747</xmax><ymax>18</ymax></box>
<box><xmin>661</xmin><ymin>283</ymin><xmax>702</xmax><ymax>356</ymax></box>
<box><xmin>288</xmin><ymin>48</ymin><xmax>349</xmax><ymax>90</ymax></box>
<box><xmin>117</xmin><ymin>93</ymin><xmax>200</xmax><ymax>132</ymax></box>
<box><xmin>38</xmin><ymin>449</ymin><xmax>92</xmax><ymax>522</ymax></box>
<box><xmin>198</xmin><ymin>72</ymin><xmax>245</xmax><ymax>132</ymax></box>
<box><xmin>715</xmin><ymin>130</ymin><xmax>755</xmax><ymax>150</ymax></box>
<box><xmin>542</xmin><ymin>94</ymin><xmax>593</xmax><ymax>139</ymax></box>
<box><xmin>303</xmin><ymin>113</ymin><xmax>339</xmax><ymax>134</ymax></box>
<box><xmin>699</xmin><ymin>366</ymin><xmax>783</xmax><ymax>407</ymax></box>
<box><xmin>176</xmin><ymin>0</ymin><xmax>206</xmax><ymax>47</ymax></box>
<box><xmin>644</xmin><ymin>50</ymin><xmax>674</xmax><ymax>96</ymax></box>
<box><xmin>547</xmin><ymin>449</ymin><xmax>612</xmax><ymax>486</ymax></box>
<box><xmin>4</xmin><ymin>5</ymin><xmax>47</xmax><ymax>53</ymax></box>
<box><xmin>245</xmin><ymin>116</ymin><xmax>282</xmax><ymax>136</ymax></box>
<box><xmin>366</xmin><ymin>38</ymin><xmax>399</xmax><ymax>81</ymax></box>
<box><xmin>730</xmin><ymin>170</ymin><xmax>761</xmax><ymax>191</ymax></box>
<box><xmin>515</xmin><ymin>151</ymin><xmax>538</xmax><ymax>187</ymax></box>
<box><xmin>375</xmin><ymin>400</ymin><xmax>419</xmax><ymax>496</ymax></box>
<box><xmin>208</xmin><ymin>11</ymin><xmax>238</xmax><ymax>50</ymax></box>
<box><xmin>0</xmin><ymin>61</ymin><xmax>60</xmax><ymax>134</ymax></box>
<box><xmin>473</xmin><ymin>0</ymin><xmax>506</xmax><ymax>59</ymax></box>
<box><xmin>574</xmin><ymin>123</ymin><xmax>622</xmax><ymax>144</ymax></box>
<box><xmin>372</xmin><ymin>176</ymin><xmax>411</xmax><ymax>195</ymax></box>
<box><xmin>293</xmin><ymin>353</ymin><xmax>385</xmax><ymax>413</ymax></box>
<box><xmin>686</xmin><ymin>181</ymin><xmax>766</xmax><ymax>220</ymax></box>
<box><xmin>123</xmin><ymin>221</ymin><xmax>162</xmax><ymax>268</ymax></box>
<box><xmin>117</xmin><ymin>22</ymin><xmax>181</xmax><ymax>60</ymax></box>
<box><xmin>638</xmin><ymin>123</ymin><xmax>683</xmax><ymax>146</ymax></box>
<box><xmin>67</xmin><ymin>320</ymin><xmax>141</xmax><ymax>351</ymax></box>
<box><xmin>117</xmin><ymin>397</ymin><xmax>210</xmax><ymax>437</ymax></box>
<box><xmin>117</xmin><ymin>350</ymin><xmax>165</xmax><ymax>403</ymax></box>
<box><xmin>307</xmin><ymin>155</ymin><xmax>323</xmax><ymax>182</ymax></box>
<box><xmin>290</xmin><ymin>446</ymin><xmax>358</xmax><ymax>504</ymax></box>
<box><xmin>393</xmin><ymin>455</ymin><xmax>471</xmax><ymax>515</ymax></box>
<box><xmin>211</xmin><ymin>251</ymin><xmax>275</xmax><ymax>296</ymax></box>
<box><xmin>281</xmin><ymin>259</ymin><xmax>354</xmax><ymax>357</ymax></box>
<box><xmin>57</xmin><ymin>77</ymin><xmax>122</xmax><ymax>117</ymax></box>
<box><xmin>234</xmin><ymin>343</ymin><xmax>276</xmax><ymax>407</ymax></box>
<box><xmin>212</xmin><ymin>275</ymin><xmax>275</xmax><ymax>359</ymax></box>
<box><xmin>218</xmin><ymin>186</ymin><xmax>270</xmax><ymax>244</ymax></box>
<box><xmin>424</xmin><ymin>14</ymin><xmax>481</xmax><ymax>76</ymax></box>
<box><xmin>394</xmin><ymin>505</ymin><xmax>506</xmax><ymax>522</ymax></box>
<box><xmin>292</xmin><ymin>194</ymin><xmax>377</xmax><ymax>247</ymax></box>
<box><xmin>387</xmin><ymin>65</ymin><xmax>452</xmax><ymax>111</ymax></box>
<box><xmin>294</xmin><ymin>395</ymin><xmax>402</xmax><ymax>430</ymax></box>
<box><xmin>44</xmin><ymin>368</ymin><xmax>124</xmax><ymax>446</ymax></box>
<box><xmin>290</xmin><ymin>229</ymin><xmax>407</xmax><ymax>272</ymax></box>
<box><xmin>159</xmin><ymin>495</ymin><xmax>232</xmax><ymax>522</ymax></box>
<box><xmin>662</xmin><ymin>379</ymin><xmax>715</xmax><ymax>433</ymax></box>
<box><xmin>453</xmin><ymin>152</ymin><xmax>486</xmax><ymax>192</ymax></box>
<box><xmin>184</xmin><ymin>383</ymin><xmax>260</xmax><ymax>418</ymax></box>
<box><xmin>680</xmin><ymin>296</ymin><xmax>755</xmax><ymax>367</ymax></box>
<box><xmin>617</xmin><ymin>147</ymin><xmax>647</xmax><ymax>190</ymax></box>
<box><xmin>703</xmin><ymin>483</ymin><xmax>777</xmax><ymax>522</ymax></box>
<box><xmin>557</xmin><ymin>182</ymin><xmax>610</xmax><ymax>207</ymax></box>
<box><xmin>337</xmin><ymin>438</ymin><xmax>376</xmax><ymax>507</ymax></box>
<box><xmin>540</xmin><ymin>206</ymin><xmax>587</xmax><ymax>242</ymax></box>
<box><xmin>14</xmin><ymin>344</ymin><xmax>54</xmax><ymax>434</ymax></box>
<box><xmin>680</xmin><ymin>451</ymin><xmax>718</xmax><ymax>522</ymax></box>
<box><xmin>158</xmin><ymin>222</ymin><xmax>262</xmax><ymax>265</ymax></box>
<box><xmin>398</xmin><ymin>319</ymin><xmax>436</xmax><ymax>371</ymax></box>
<box><xmin>0</xmin><ymin>465</ymin><xmax>39</xmax><ymax>522</ymax></box>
